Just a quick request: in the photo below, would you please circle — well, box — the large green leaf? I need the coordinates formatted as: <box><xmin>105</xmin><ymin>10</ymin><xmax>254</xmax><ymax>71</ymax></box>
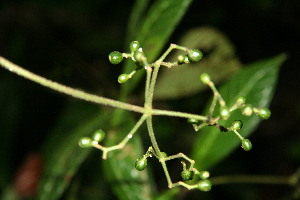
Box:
<box><xmin>154</xmin><ymin>27</ymin><xmax>242</xmax><ymax>100</ymax></box>
<box><xmin>121</xmin><ymin>0</ymin><xmax>193</xmax><ymax>97</ymax></box>
<box><xmin>191</xmin><ymin>54</ymin><xmax>286</xmax><ymax>170</ymax></box>
<box><xmin>37</xmin><ymin>102</ymin><xmax>106</xmax><ymax>200</ymax></box>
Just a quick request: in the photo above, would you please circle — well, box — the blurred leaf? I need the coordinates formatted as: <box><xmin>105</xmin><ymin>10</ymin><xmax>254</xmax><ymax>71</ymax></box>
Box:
<box><xmin>192</xmin><ymin>54</ymin><xmax>286</xmax><ymax>170</ymax></box>
<box><xmin>125</xmin><ymin>0</ymin><xmax>151</xmax><ymax>45</ymax></box>
<box><xmin>155</xmin><ymin>27</ymin><xmax>242</xmax><ymax>100</ymax></box>
<box><xmin>154</xmin><ymin>188</ymin><xmax>180</xmax><ymax>200</ymax></box>
<box><xmin>37</xmin><ymin>101</ymin><xmax>106</xmax><ymax>200</ymax></box>
<box><xmin>103</xmin><ymin>113</ymin><xmax>154</xmax><ymax>200</ymax></box>
<box><xmin>64</xmin><ymin>154</ymin><xmax>109</xmax><ymax>200</ymax></box>
<box><xmin>0</xmin><ymin>75</ymin><xmax>21</xmax><ymax>187</ymax></box>
<box><xmin>0</xmin><ymin>186</ymin><xmax>20</xmax><ymax>200</ymax></box>
<box><xmin>121</xmin><ymin>0</ymin><xmax>193</xmax><ymax>97</ymax></box>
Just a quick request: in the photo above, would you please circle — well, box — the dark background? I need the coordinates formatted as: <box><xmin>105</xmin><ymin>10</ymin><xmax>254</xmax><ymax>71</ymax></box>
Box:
<box><xmin>0</xmin><ymin>0</ymin><xmax>299</xmax><ymax>199</ymax></box>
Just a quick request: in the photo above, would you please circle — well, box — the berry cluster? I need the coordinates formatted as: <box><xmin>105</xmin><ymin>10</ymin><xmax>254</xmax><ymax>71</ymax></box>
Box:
<box><xmin>78</xmin><ymin>129</ymin><xmax>105</xmax><ymax>148</ymax></box>
<box><xmin>78</xmin><ymin>41</ymin><xmax>271</xmax><ymax>192</ymax></box>
<box><xmin>188</xmin><ymin>73</ymin><xmax>271</xmax><ymax>151</ymax></box>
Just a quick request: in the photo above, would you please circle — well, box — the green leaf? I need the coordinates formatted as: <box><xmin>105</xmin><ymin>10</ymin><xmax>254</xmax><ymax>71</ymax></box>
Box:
<box><xmin>191</xmin><ymin>54</ymin><xmax>286</xmax><ymax>170</ymax></box>
<box><xmin>37</xmin><ymin>102</ymin><xmax>107</xmax><ymax>200</ymax></box>
<box><xmin>154</xmin><ymin>27</ymin><xmax>242</xmax><ymax>100</ymax></box>
<box><xmin>125</xmin><ymin>0</ymin><xmax>151</xmax><ymax>45</ymax></box>
<box><xmin>154</xmin><ymin>188</ymin><xmax>180</xmax><ymax>200</ymax></box>
<box><xmin>102</xmin><ymin>113</ymin><xmax>154</xmax><ymax>200</ymax></box>
<box><xmin>121</xmin><ymin>0</ymin><xmax>193</xmax><ymax>96</ymax></box>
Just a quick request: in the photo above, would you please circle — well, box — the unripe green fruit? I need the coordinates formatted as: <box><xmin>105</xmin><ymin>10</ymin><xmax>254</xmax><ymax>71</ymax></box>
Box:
<box><xmin>133</xmin><ymin>50</ymin><xmax>144</xmax><ymax>63</ymax></box>
<box><xmin>220</xmin><ymin>106</ymin><xmax>230</xmax><ymax>120</ymax></box>
<box><xmin>199</xmin><ymin>171</ymin><xmax>210</xmax><ymax>180</ymax></box>
<box><xmin>118</xmin><ymin>74</ymin><xmax>130</xmax><ymax>84</ymax></box>
<box><xmin>242</xmin><ymin>105</ymin><xmax>253</xmax><ymax>116</ymax></box>
<box><xmin>92</xmin><ymin>129</ymin><xmax>105</xmax><ymax>143</ymax></box>
<box><xmin>197</xmin><ymin>180</ymin><xmax>212</xmax><ymax>192</ymax></box>
<box><xmin>187</xmin><ymin>118</ymin><xmax>199</xmax><ymax>124</ymax></box>
<box><xmin>257</xmin><ymin>108</ymin><xmax>271</xmax><ymax>120</ymax></box>
<box><xmin>135</xmin><ymin>158</ymin><xmax>147</xmax><ymax>171</ymax></box>
<box><xmin>130</xmin><ymin>41</ymin><xmax>140</xmax><ymax>52</ymax></box>
<box><xmin>78</xmin><ymin>137</ymin><xmax>93</xmax><ymax>148</ymax></box>
<box><xmin>108</xmin><ymin>51</ymin><xmax>123</xmax><ymax>64</ymax></box>
<box><xmin>187</xmin><ymin>49</ymin><xmax>203</xmax><ymax>62</ymax></box>
<box><xmin>200</xmin><ymin>73</ymin><xmax>211</xmax><ymax>84</ymax></box>
<box><xmin>181</xmin><ymin>170</ymin><xmax>194</xmax><ymax>181</ymax></box>
<box><xmin>241</xmin><ymin>139</ymin><xmax>252</xmax><ymax>151</ymax></box>
<box><xmin>230</xmin><ymin>120</ymin><xmax>243</xmax><ymax>131</ymax></box>
<box><xmin>177</xmin><ymin>55</ymin><xmax>186</xmax><ymax>64</ymax></box>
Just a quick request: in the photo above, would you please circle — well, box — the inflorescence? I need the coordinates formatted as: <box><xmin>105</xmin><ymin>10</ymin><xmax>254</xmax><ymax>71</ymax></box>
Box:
<box><xmin>78</xmin><ymin>41</ymin><xmax>271</xmax><ymax>191</ymax></box>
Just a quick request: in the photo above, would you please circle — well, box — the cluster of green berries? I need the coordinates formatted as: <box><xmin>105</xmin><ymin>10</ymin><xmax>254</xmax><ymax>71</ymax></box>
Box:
<box><xmin>108</xmin><ymin>41</ymin><xmax>146</xmax><ymax>84</ymax></box>
<box><xmin>187</xmin><ymin>73</ymin><xmax>272</xmax><ymax>152</ymax></box>
<box><xmin>177</xmin><ymin>49</ymin><xmax>203</xmax><ymax>64</ymax></box>
<box><xmin>78</xmin><ymin>129</ymin><xmax>106</xmax><ymax>148</ymax></box>
<box><xmin>180</xmin><ymin>162</ymin><xmax>212</xmax><ymax>191</ymax></box>
<box><xmin>108</xmin><ymin>41</ymin><xmax>204</xmax><ymax>84</ymax></box>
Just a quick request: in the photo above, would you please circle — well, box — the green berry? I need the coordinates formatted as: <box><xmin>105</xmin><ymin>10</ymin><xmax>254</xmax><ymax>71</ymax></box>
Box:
<box><xmin>197</xmin><ymin>180</ymin><xmax>212</xmax><ymax>192</ymax></box>
<box><xmin>200</xmin><ymin>73</ymin><xmax>211</xmax><ymax>84</ymax></box>
<box><xmin>177</xmin><ymin>55</ymin><xmax>185</xmax><ymax>64</ymax></box>
<box><xmin>118</xmin><ymin>74</ymin><xmax>130</xmax><ymax>84</ymax></box>
<box><xmin>78</xmin><ymin>137</ymin><xmax>93</xmax><ymax>148</ymax></box>
<box><xmin>129</xmin><ymin>41</ymin><xmax>140</xmax><ymax>52</ymax></box>
<box><xmin>181</xmin><ymin>170</ymin><xmax>194</xmax><ymax>181</ymax></box>
<box><xmin>220</xmin><ymin>106</ymin><xmax>230</xmax><ymax>120</ymax></box>
<box><xmin>199</xmin><ymin>171</ymin><xmax>210</xmax><ymax>180</ymax></box>
<box><xmin>230</xmin><ymin>120</ymin><xmax>243</xmax><ymax>131</ymax></box>
<box><xmin>177</xmin><ymin>55</ymin><xmax>190</xmax><ymax>64</ymax></box>
<box><xmin>187</xmin><ymin>118</ymin><xmax>199</xmax><ymax>124</ymax></box>
<box><xmin>242</xmin><ymin>105</ymin><xmax>253</xmax><ymax>116</ymax></box>
<box><xmin>236</xmin><ymin>96</ymin><xmax>246</xmax><ymax>105</ymax></box>
<box><xmin>108</xmin><ymin>51</ymin><xmax>123</xmax><ymax>64</ymax></box>
<box><xmin>133</xmin><ymin>50</ymin><xmax>144</xmax><ymax>63</ymax></box>
<box><xmin>92</xmin><ymin>129</ymin><xmax>105</xmax><ymax>143</ymax></box>
<box><xmin>257</xmin><ymin>108</ymin><xmax>271</xmax><ymax>120</ymax></box>
<box><xmin>241</xmin><ymin>139</ymin><xmax>252</xmax><ymax>151</ymax></box>
<box><xmin>183</xmin><ymin>55</ymin><xmax>190</xmax><ymax>64</ymax></box>
<box><xmin>187</xmin><ymin>49</ymin><xmax>203</xmax><ymax>62</ymax></box>
<box><xmin>135</xmin><ymin>157</ymin><xmax>147</xmax><ymax>171</ymax></box>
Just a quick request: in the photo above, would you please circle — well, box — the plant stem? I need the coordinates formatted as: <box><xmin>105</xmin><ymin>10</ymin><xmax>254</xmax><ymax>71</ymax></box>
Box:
<box><xmin>152</xmin><ymin>109</ymin><xmax>207</xmax><ymax>121</ymax></box>
<box><xmin>0</xmin><ymin>56</ymin><xmax>207</xmax><ymax>121</ymax></box>
<box><xmin>146</xmin><ymin>117</ymin><xmax>161</xmax><ymax>154</ymax></box>
<box><xmin>94</xmin><ymin>114</ymin><xmax>147</xmax><ymax>159</ymax></box>
<box><xmin>0</xmin><ymin>56</ymin><xmax>144</xmax><ymax>113</ymax></box>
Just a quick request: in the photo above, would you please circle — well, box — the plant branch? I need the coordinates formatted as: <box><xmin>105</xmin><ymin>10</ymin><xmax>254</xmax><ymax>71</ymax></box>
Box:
<box><xmin>94</xmin><ymin>114</ymin><xmax>147</xmax><ymax>159</ymax></box>
<box><xmin>0</xmin><ymin>56</ymin><xmax>144</xmax><ymax>113</ymax></box>
<box><xmin>0</xmin><ymin>56</ymin><xmax>208</xmax><ymax>122</ymax></box>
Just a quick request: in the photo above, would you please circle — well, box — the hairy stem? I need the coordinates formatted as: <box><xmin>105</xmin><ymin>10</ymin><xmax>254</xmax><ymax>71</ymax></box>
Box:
<box><xmin>0</xmin><ymin>56</ymin><xmax>144</xmax><ymax>113</ymax></box>
<box><xmin>0</xmin><ymin>56</ymin><xmax>208</xmax><ymax>121</ymax></box>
